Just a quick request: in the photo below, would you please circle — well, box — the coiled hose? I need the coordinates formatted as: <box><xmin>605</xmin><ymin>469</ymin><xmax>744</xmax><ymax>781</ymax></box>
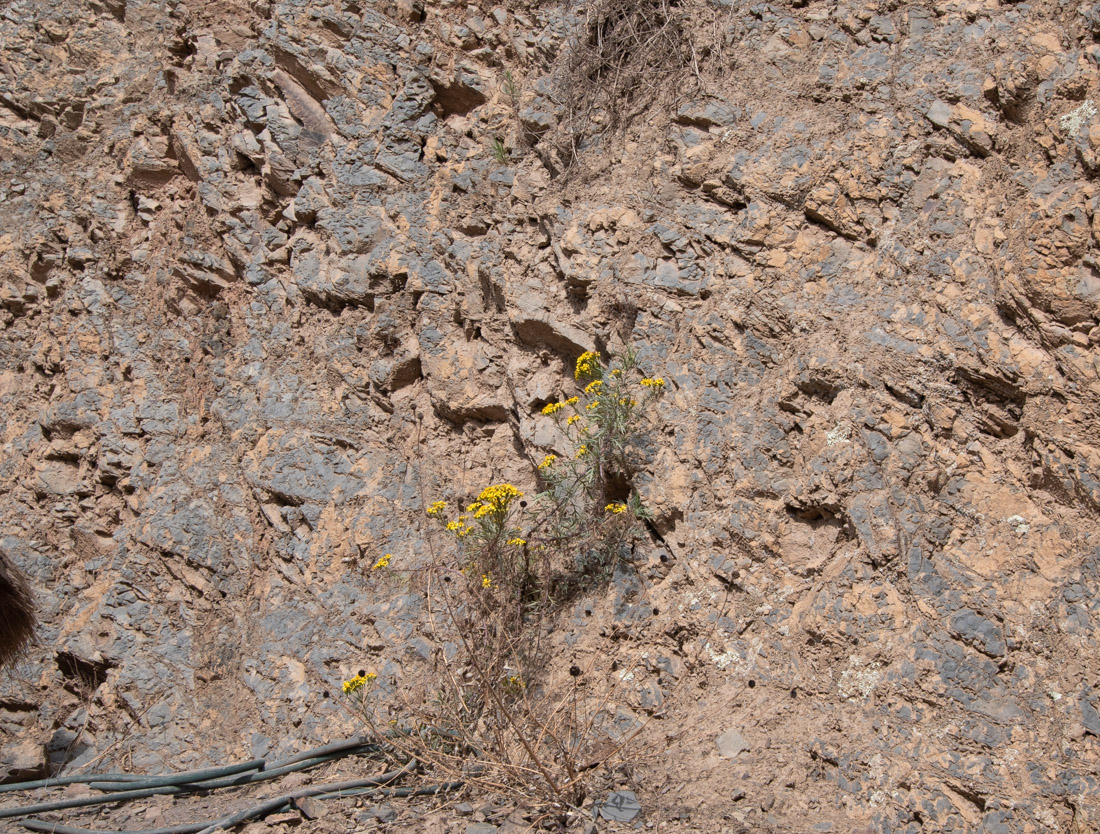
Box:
<box><xmin>0</xmin><ymin>734</ymin><xmax>466</xmax><ymax>833</ymax></box>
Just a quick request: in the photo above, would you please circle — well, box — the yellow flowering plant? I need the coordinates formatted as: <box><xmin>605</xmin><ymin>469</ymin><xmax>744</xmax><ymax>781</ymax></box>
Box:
<box><xmin>343</xmin><ymin>671</ymin><xmax>377</xmax><ymax>695</ymax></box>
<box><xmin>530</xmin><ymin>346</ymin><xmax>666</xmax><ymax>579</ymax></box>
<box><xmin>421</xmin><ymin>346</ymin><xmax>664</xmax><ymax>641</ymax></box>
<box><xmin>403</xmin><ymin>347</ymin><xmax>666</xmax><ymax>806</ymax></box>
<box><xmin>420</xmin><ymin>349</ymin><xmax>664</xmax><ymax>648</ymax></box>
<box><xmin>574</xmin><ymin>350</ymin><xmax>601</xmax><ymax>381</ymax></box>
<box><xmin>425</xmin><ymin>480</ymin><xmax>533</xmax><ymax>638</ymax></box>
<box><xmin>371</xmin><ymin>553</ymin><xmax>392</xmax><ymax>570</ymax></box>
<box><xmin>340</xmin><ymin>670</ymin><xmax>392</xmax><ymax>754</ymax></box>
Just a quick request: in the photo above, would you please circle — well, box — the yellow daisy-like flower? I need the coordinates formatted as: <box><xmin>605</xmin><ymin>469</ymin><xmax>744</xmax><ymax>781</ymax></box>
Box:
<box><xmin>566</xmin><ymin>415</ymin><xmax>581</xmax><ymax>426</ymax></box>
<box><xmin>605</xmin><ymin>503</ymin><xmax>627</xmax><ymax>514</ymax></box>
<box><xmin>584</xmin><ymin>379</ymin><xmax>602</xmax><ymax>395</ymax></box>
<box><xmin>482</xmin><ymin>573</ymin><xmax>493</xmax><ymax>589</ymax></box>
<box><xmin>640</xmin><ymin>377</ymin><xmax>665</xmax><ymax>388</ymax></box>
<box><xmin>507</xmin><ymin>537</ymin><xmax>526</xmax><ymax>546</ymax></box>
<box><xmin>426</xmin><ymin>500</ymin><xmax>447</xmax><ymax>517</ymax></box>
<box><xmin>586</xmin><ymin>400</ymin><xmax>600</xmax><ymax>410</ymax></box>
<box><xmin>619</xmin><ymin>397</ymin><xmax>637</xmax><ymax>406</ymax></box>
<box><xmin>564</xmin><ymin>396</ymin><xmax>579</xmax><ymax>406</ymax></box>
<box><xmin>343</xmin><ymin>672</ymin><xmax>377</xmax><ymax>695</ymax></box>
<box><xmin>446</xmin><ymin>520</ymin><xmax>465</xmax><ymax>532</ymax></box>
<box><xmin>476</xmin><ymin>484</ymin><xmax>523</xmax><ymax>517</ymax></box>
<box><xmin>538</xmin><ymin>454</ymin><xmax>557</xmax><ymax>470</ymax></box>
<box><xmin>541</xmin><ymin>401</ymin><xmax>564</xmax><ymax>416</ymax></box>
<box><xmin>467</xmin><ymin>501</ymin><xmax>483</xmax><ymax>513</ymax></box>
<box><xmin>372</xmin><ymin>553</ymin><xmax>392</xmax><ymax>570</ymax></box>
<box><xmin>576</xmin><ymin>444</ymin><xmax>589</xmax><ymax>458</ymax></box>
<box><xmin>611</xmin><ymin>368</ymin><xmax>622</xmax><ymax>377</ymax></box>
<box><xmin>575</xmin><ymin>351</ymin><xmax>601</xmax><ymax>381</ymax></box>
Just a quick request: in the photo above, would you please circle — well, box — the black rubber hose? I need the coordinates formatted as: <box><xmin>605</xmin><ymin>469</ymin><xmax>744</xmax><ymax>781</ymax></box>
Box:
<box><xmin>1</xmin><ymin>735</ymin><xmax>379</xmax><ymax>796</ymax></box>
<box><xmin>17</xmin><ymin>777</ymin><xmax>463</xmax><ymax>834</ymax></box>
<box><xmin>87</xmin><ymin>745</ymin><xmax>379</xmax><ymax>793</ymax></box>
<box><xmin>85</xmin><ymin>760</ymin><xmax>265</xmax><ymax>792</ymax></box>
<box><xmin>0</xmin><ymin>747</ymin><xmax>377</xmax><ymax>819</ymax></box>
<box><xmin>192</xmin><ymin>761</ymin><xmax>415</xmax><ymax>834</ymax></box>
<box><xmin>175</xmin><ymin>747</ymin><xmax>378</xmax><ymax>792</ymax></box>
<box><xmin>21</xmin><ymin>821</ymin><xmax>211</xmax><ymax>834</ymax></box>
<box><xmin>0</xmin><ymin>774</ymin><xmax>146</xmax><ymax>794</ymax></box>
<box><xmin>267</xmin><ymin>736</ymin><xmax>376</xmax><ymax>769</ymax></box>
<box><xmin>3</xmin><ymin>731</ymin><xmax>459</xmax><ymax>828</ymax></box>
<box><xmin>0</xmin><ymin>783</ymin><xmax>193</xmax><ymax>821</ymax></box>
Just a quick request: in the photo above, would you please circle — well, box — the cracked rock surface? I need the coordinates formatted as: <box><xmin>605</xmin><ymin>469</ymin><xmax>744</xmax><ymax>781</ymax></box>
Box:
<box><xmin>2</xmin><ymin>0</ymin><xmax>1100</xmax><ymax>830</ymax></box>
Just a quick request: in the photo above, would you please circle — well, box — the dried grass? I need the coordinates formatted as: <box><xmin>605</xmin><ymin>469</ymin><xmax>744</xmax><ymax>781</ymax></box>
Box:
<box><xmin>0</xmin><ymin>547</ymin><xmax>36</xmax><ymax>668</ymax></box>
<box><xmin>547</xmin><ymin>0</ymin><xmax>698</xmax><ymax>170</ymax></box>
<box><xmin>393</xmin><ymin>572</ymin><xmax>656</xmax><ymax>814</ymax></box>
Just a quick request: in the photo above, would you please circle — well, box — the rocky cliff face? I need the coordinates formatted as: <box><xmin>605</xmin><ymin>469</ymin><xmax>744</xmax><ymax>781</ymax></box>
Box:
<box><xmin>2</xmin><ymin>0</ymin><xmax>1100</xmax><ymax>830</ymax></box>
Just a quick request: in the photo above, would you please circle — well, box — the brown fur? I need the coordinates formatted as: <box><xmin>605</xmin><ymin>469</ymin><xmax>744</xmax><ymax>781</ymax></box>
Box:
<box><xmin>0</xmin><ymin>547</ymin><xmax>35</xmax><ymax>668</ymax></box>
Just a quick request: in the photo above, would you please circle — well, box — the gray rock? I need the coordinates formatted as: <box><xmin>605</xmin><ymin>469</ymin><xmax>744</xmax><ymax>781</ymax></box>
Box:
<box><xmin>370</xmin><ymin>803</ymin><xmax>398</xmax><ymax>822</ymax></box>
<box><xmin>1081</xmin><ymin>694</ymin><xmax>1100</xmax><ymax>736</ymax></box>
<box><xmin>925</xmin><ymin>99</ymin><xmax>953</xmax><ymax>130</ymax></box>
<box><xmin>0</xmin><ymin>738</ymin><xmax>48</xmax><ymax>782</ymax></box>
<box><xmin>674</xmin><ymin>101</ymin><xmax>738</xmax><ymax>128</ymax></box>
<box><xmin>510</xmin><ymin>306</ymin><xmax>595</xmax><ymax>355</ymax></box>
<box><xmin>599</xmin><ymin>790</ymin><xmax>642</xmax><ymax>822</ymax></box>
<box><xmin>519</xmin><ymin>106</ymin><xmax>556</xmax><ymax>141</ymax></box>
<box><xmin>949</xmin><ymin>608</ymin><xmax>1007</xmax><ymax>658</ymax></box>
<box><xmin>716</xmin><ymin>728</ymin><xmax>749</xmax><ymax>759</ymax></box>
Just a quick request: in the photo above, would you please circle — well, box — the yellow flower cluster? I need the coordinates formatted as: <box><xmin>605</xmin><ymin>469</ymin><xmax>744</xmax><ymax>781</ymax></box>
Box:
<box><xmin>507</xmin><ymin>537</ymin><xmax>526</xmax><ymax>546</ymax></box>
<box><xmin>586</xmin><ymin>400</ymin><xmax>600</xmax><ymax>410</ymax></box>
<box><xmin>474</xmin><ymin>483</ymin><xmax>523</xmax><ymax>517</ymax></box>
<box><xmin>426</xmin><ymin>500</ymin><xmax>447</xmax><ymax>517</ymax></box>
<box><xmin>640</xmin><ymin>377</ymin><xmax>665</xmax><ymax>388</ymax></box>
<box><xmin>575</xmin><ymin>351</ymin><xmax>601</xmax><ymax>380</ymax></box>
<box><xmin>343</xmin><ymin>672</ymin><xmax>377</xmax><ymax>695</ymax></box>
<box><xmin>619</xmin><ymin>397</ymin><xmax>638</xmax><ymax>406</ymax></box>
<box><xmin>567</xmin><ymin>415</ymin><xmax>581</xmax><ymax>426</ymax></box>
<box><xmin>481</xmin><ymin>573</ymin><xmax>493</xmax><ymax>589</ymax></box>
<box><xmin>538</xmin><ymin>454</ymin><xmax>557</xmax><ymax>470</ymax></box>
<box><xmin>576</xmin><ymin>444</ymin><xmax>589</xmax><ymax>458</ymax></box>
<box><xmin>542</xmin><ymin>396</ymin><xmax>580</xmax><ymax>417</ymax></box>
<box><xmin>605</xmin><ymin>503</ymin><xmax>627</xmax><ymax>514</ymax></box>
<box><xmin>372</xmin><ymin>553</ymin><xmax>392</xmax><ymax>570</ymax></box>
<box><xmin>584</xmin><ymin>379</ymin><xmax>602</xmax><ymax>395</ymax></box>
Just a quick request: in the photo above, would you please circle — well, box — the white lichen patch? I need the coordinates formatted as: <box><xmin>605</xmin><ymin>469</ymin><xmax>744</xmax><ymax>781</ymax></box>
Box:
<box><xmin>837</xmin><ymin>655</ymin><xmax>882</xmax><ymax>701</ymax></box>
<box><xmin>1060</xmin><ymin>100</ymin><xmax>1096</xmax><ymax>137</ymax></box>
<box><xmin>1003</xmin><ymin>514</ymin><xmax>1030</xmax><ymax>534</ymax></box>
<box><xmin>826</xmin><ymin>423</ymin><xmax>851</xmax><ymax>446</ymax></box>
<box><xmin>704</xmin><ymin>641</ymin><xmax>739</xmax><ymax>670</ymax></box>
<box><xmin>703</xmin><ymin>636</ymin><xmax>762</xmax><ymax>674</ymax></box>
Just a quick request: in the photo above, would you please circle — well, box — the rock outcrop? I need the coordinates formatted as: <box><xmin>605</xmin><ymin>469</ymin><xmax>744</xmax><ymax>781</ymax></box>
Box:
<box><xmin>1</xmin><ymin>0</ymin><xmax>1100</xmax><ymax>829</ymax></box>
